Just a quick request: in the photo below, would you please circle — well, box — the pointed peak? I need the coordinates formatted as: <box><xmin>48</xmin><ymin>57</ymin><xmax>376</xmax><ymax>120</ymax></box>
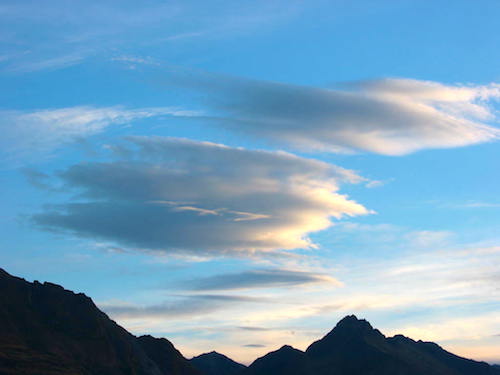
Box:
<box><xmin>336</xmin><ymin>315</ymin><xmax>372</xmax><ymax>328</ymax></box>
<box><xmin>323</xmin><ymin>315</ymin><xmax>379</xmax><ymax>337</ymax></box>
<box><xmin>333</xmin><ymin>315</ymin><xmax>382</xmax><ymax>334</ymax></box>
<box><xmin>306</xmin><ymin>315</ymin><xmax>384</xmax><ymax>356</ymax></box>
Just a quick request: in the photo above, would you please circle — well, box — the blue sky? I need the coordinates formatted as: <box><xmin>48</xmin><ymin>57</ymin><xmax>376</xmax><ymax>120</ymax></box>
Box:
<box><xmin>1</xmin><ymin>0</ymin><xmax>500</xmax><ymax>364</ymax></box>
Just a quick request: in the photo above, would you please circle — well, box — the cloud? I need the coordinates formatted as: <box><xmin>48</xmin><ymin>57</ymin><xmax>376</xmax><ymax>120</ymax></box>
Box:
<box><xmin>445</xmin><ymin>201</ymin><xmax>500</xmax><ymax>209</ymax></box>
<box><xmin>100</xmin><ymin>294</ymin><xmax>263</xmax><ymax>320</ymax></box>
<box><xmin>31</xmin><ymin>136</ymin><xmax>369</xmax><ymax>255</ymax></box>
<box><xmin>173</xmin><ymin>74</ymin><xmax>500</xmax><ymax>155</ymax></box>
<box><xmin>237</xmin><ymin>326</ymin><xmax>273</xmax><ymax>332</ymax></box>
<box><xmin>243</xmin><ymin>344</ymin><xmax>266</xmax><ymax>348</ymax></box>
<box><xmin>7</xmin><ymin>52</ymin><xmax>89</xmax><ymax>73</ymax></box>
<box><xmin>21</xmin><ymin>168</ymin><xmax>53</xmax><ymax>190</ymax></box>
<box><xmin>183</xmin><ymin>268</ymin><xmax>340</xmax><ymax>291</ymax></box>
<box><xmin>403</xmin><ymin>230</ymin><xmax>453</xmax><ymax>248</ymax></box>
<box><xmin>0</xmin><ymin>0</ymin><xmax>300</xmax><ymax>73</ymax></box>
<box><xmin>0</xmin><ymin>106</ymin><xmax>195</xmax><ymax>164</ymax></box>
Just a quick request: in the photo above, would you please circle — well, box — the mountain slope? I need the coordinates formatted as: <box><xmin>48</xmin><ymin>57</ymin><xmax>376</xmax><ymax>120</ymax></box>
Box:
<box><xmin>190</xmin><ymin>351</ymin><xmax>246</xmax><ymax>375</ymax></box>
<box><xmin>0</xmin><ymin>268</ymin><xmax>197</xmax><ymax>375</ymax></box>
<box><xmin>138</xmin><ymin>335</ymin><xmax>200</xmax><ymax>375</ymax></box>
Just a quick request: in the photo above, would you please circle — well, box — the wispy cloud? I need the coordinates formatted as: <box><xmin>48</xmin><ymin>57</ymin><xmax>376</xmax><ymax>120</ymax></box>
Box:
<box><xmin>7</xmin><ymin>52</ymin><xmax>90</xmax><ymax>73</ymax></box>
<box><xmin>0</xmin><ymin>106</ymin><xmax>195</xmax><ymax>164</ymax></box>
<box><xmin>445</xmin><ymin>201</ymin><xmax>500</xmax><ymax>209</ymax></box>
<box><xmin>168</xmin><ymin>73</ymin><xmax>500</xmax><ymax>155</ymax></box>
<box><xmin>31</xmin><ymin>136</ymin><xmax>369</xmax><ymax>255</ymax></box>
<box><xmin>0</xmin><ymin>0</ymin><xmax>302</xmax><ymax>73</ymax></box>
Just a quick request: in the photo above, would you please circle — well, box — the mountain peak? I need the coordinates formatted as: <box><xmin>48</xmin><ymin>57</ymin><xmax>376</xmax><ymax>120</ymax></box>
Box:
<box><xmin>306</xmin><ymin>315</ymin><xmax>385</xmax><ymax>358</ymax></box>
<box><xmin>335</xmin><ymin>314</ymin><xmax>373</xmax><ymax>329</ymax></box>
<box><xmin>192</xmin><ymin>351</ymin><xmax>233</xmax><ymax>360</ymax></box>
<box><xmin>279</xmin><ymin>344</ymin><xmax>298</xmax><ymax>351</ymax></box>
<box><xmin>322</xmin><ymin>315</ymin><xmax>382</xmax><ymax>340</ymax></box>
<box><xmin>190</xmin><ymin>350</ymin><xmax>246</xmax><ymax>375</ymax></box>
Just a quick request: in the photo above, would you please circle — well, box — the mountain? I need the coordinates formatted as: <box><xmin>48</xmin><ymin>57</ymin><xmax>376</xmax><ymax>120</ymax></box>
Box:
<box><xmin>0</xmin><ymin>268</ymin><xmax>199</xmax><ymax>375</ymax></box>
<box><xmin>1</xmin><ymin>267</ymin><xmax>499</xmax><ymax>375</ymax></box>
<box><xmin>190</xmin><ymin>351</ymin><xmax>246</xmax><ymax>375</ymax></box>
<box><xmin>245</xmin><ymin>345</ymin><xmax>311</xmax><ymax>375</ymax></box>
<box><xmin>138</xmin><ymin>335</ymin><xmax>200</xmax><ymax>375</ymax></box>
<box><xmin>245</xmin><ymin>315</ymin><xmax>500</xmax><ymax>375</ymax></box>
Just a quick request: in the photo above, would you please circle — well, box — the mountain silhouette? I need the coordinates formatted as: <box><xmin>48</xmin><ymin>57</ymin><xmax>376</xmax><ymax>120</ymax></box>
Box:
<box><xmin>190</xmin><ymin>351</ymin><xmax>246</xmax><ymax>375</ymax></box>
<box><xmin>245</xmin><ymin>345</ymin><xmax>311</xmax><ymax>375</ymax></box>
<box><xmin>1</xmin><ymin>268</ymin><xmax>499</xmax><ymax>375</ymax></box>
<box><xmin>138</xmin><ymin>335</ymin><xmax>200</xmax><ymax>375</ymax></box>
<box><xmin>0</xmin><ymin>268</ymin><xmax>199</xmax><ymax>375</ymax></box>
<box><xmin>245</xmin><ymin>315</ymin><xmax>500</xmax><ymax>375</ymax></box>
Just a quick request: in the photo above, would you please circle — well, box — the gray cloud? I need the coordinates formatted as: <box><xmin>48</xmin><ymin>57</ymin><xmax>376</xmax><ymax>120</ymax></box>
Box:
<box><xmin>242</xmin><ymin>344</ymin><xmax>266</xmax><ymax>348</ymax></box>
<box><xmin>21</xmin><ymin>168</ymin><xmax>53</xmax><ymax>190</ymax></box>
<box><xmin>31</xmin><ymin>136</ymin><xmax>368</xmax><ymax>255</ymax></box>
<box><xmin>184</xmin><ymin>268</ymin><xmax>340</xmax><ymax>291</ymax></box>
<box><xmin>172</xmin><ymin>73</ymin><xmax>500</xmax><ymax>155</ymax></box>
<box><xmin>100</xmin><ymin>294</ymin><xmax>262</xmax><ymax>319</ymax></box>
<box><xmin>237</xmin><ymin>326</ymin><xmax>272</xmax><ymax>332</ymax></box>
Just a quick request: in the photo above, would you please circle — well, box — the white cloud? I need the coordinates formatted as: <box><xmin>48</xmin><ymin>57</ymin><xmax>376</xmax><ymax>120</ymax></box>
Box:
<box><xmin>31</xmin><ymin>136</ymin><xmax>369</xmax><ymax>255</ymax></box>
<box><xmin>403</xmin><ymin>230</ymin><xmax>453</xmax><ymax>248</ymax></box>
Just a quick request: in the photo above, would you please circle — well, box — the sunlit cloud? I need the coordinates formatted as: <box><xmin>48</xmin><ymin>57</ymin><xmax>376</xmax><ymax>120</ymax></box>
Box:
<box><xmin>31</xmin><ymin>136</ymin><xmax>369</xmax><ymax>255</ymax></box>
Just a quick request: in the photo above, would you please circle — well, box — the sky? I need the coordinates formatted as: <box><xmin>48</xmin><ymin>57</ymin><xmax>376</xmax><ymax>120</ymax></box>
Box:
<box><xmin>1</xmin><ymin>0</ymin><xmax>500</xmax><ymax>365</ymax></box>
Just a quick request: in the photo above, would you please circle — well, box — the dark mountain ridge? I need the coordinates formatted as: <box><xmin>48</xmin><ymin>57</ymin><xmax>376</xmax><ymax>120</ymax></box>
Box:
<box><xmin>190</xmin><ymin>351</ymin><xmax>246</xmax><ymax>375</ymax></box>
<box><xmin>1</xmin><ymin>268</ymin><xmax>499</xmax><ymax>375</ymax></box>
<box><xmin>245</xmin><ymin>315</ymin><xmax>500</xmax><ymax>375</ymax></box>
<box><xmin>0</xmin><ymin>268</ymin><xmax>199</xmax><ymax>375</ymax></box>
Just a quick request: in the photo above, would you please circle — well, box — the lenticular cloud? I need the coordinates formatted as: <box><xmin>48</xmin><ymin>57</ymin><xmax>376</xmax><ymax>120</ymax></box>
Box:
<box><xmin>32</xmin><ymin>136</ymin><xmax>369</xmax><ymax>255</ymax></box>
<box><xmin>176</xmin><ymin>74</ymin><xmax>500</xmax><ymax>155</ymax></box>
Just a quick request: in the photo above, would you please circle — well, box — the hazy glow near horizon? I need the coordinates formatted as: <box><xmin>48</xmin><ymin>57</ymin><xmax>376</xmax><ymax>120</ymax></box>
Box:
<box><xmin>0</xmin><ymin>0</ymin><xmax>499</xmax><ymax>365</ymax></box>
